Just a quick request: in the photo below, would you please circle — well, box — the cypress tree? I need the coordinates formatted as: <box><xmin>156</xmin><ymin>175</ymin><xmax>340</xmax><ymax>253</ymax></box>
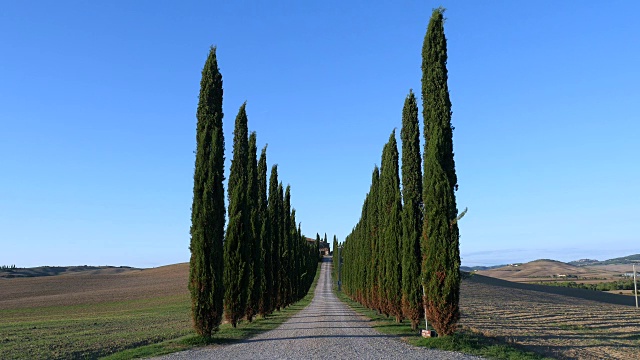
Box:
<box><xmin>290</xmin><ymin>208</ymin><xmax>299</xmax><ymax>300</ymax></box>
<box><xmin>367</xmin><ymin>166</ymin><xmax>381</xmax><ymax>313</ymax></box>
<box><xmin>188</xmin><ymin>46</ymin><xmax>225</xmax><ymax>337</ymax></box>
<box><xmin>358</xmin><ymin>197</ymin><xmax>369</xmax><ymax>305</ymax></box>
<box><xmin>257</xmin><ymin>146</ymin><xmax>270</xmax><ymax>317</ymax></box>
<box><xmin>277</xmin><ymin>183</ymin><xmax>285</xmax><ymax>309</ymax></box>
<box><xmin>267</xmin><ymin>165</ymin><xmax>281</xmax><ymax>312</ymax></box>
<box><xmin>281</xmin><ymin>186</ymin><xmax>292</xmax><ymax>306</ymax></box>
<box><xmin>316</xmin><ymin>233</ymin><xmax>321</xmax><ymax>261</ymax></box>
<box><xmin>246</xmin><ymin>132</ymin><xmax>260</xmax><ymax>321</ymax></box>
<box><xmin>379</xmin><ymin>130</ymin><xmax>403</xmax><ymax>322</ymax></box>
<box><xmin>400</xmin><ymin>90</ymin><xmax>424</xmax><ymax>330</ymax></box>
<box><xmin>224</xmin><ymin>103</ymin><xmax>251</xmax><ymax>327</ymax></box>
<box><xmin>421</xmin><ymin>7</ymin><xmax>461</xmax><ymax>336</ymax></box>
<box><xmin>332</xmin><ymin>235</ymin><xmax>338</xmax><ymax>280</ymax></box>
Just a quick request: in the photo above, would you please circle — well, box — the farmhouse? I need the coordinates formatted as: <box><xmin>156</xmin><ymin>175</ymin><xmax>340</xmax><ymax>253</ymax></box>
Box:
<box><xmin>305</xmin><ymin>237</ymin><xmax>331</xmax><ymax>256</ymax></box>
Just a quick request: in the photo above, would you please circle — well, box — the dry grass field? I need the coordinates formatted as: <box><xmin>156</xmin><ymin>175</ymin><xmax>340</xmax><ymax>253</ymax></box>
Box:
<box><xmin>460</xmin><ymin>275</ymin><xmax>640</xmax><ymax>359</ymax></box>
<box><xmin>0</xmin><ymin>263</ymin><xmax>192</xmax><ymax>359</ymax></box>
<box><xmin>1</xmin><ymin>263</ymin><xmax>188</xmax><ymax>309</ymax></box>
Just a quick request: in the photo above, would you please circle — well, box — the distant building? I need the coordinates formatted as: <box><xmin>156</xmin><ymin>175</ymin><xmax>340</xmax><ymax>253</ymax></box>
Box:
<box><xmin>305</xmin><ymin>237</ymin><xmax>330</xmax><ymax>256</ymax></box>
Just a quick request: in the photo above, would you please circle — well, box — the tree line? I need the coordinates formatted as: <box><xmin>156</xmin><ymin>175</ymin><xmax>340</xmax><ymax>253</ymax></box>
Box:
<box><xmin>189</xmin><ymin>47</ymin><xmax>319</xmax><ymax>337</ymax></box>
<box><xmin>537</xmin><ymin>280</ymin><xmax>638</xmax><ymax>292</ymax></box>
<box><xmin>339</xmin><ymin>8</ymin><xmax>462</xmax><ymax>336</ymax></box>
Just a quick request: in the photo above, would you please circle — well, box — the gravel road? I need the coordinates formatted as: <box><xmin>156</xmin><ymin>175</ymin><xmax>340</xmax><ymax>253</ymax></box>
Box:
<box><xmin>153</xmin><ymin>258</ymin><xmax>481</xmax><ymax>360</ymax></box>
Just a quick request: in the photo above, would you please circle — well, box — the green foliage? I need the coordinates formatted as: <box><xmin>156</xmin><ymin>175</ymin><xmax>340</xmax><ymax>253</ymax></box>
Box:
<box><xmin>315</xmin><ymin>233</ymin><xmax>321</xmax><ymax>262</ymax></box>
<box><xmin>332</xmin><ymin>235</ymin><xmax>338</xmax><ymax>279</ymax></box>
<box><xmin>368</xmin><ymin>166</ymin><xmax>381</xmax><ymax>312</ymax></box>
<box><xmin>421</xmin><ymin>7</ymin><xmax>461</xmax><ymax>336</ymax></box>
<box><xmin>379</xmin><ymin>130</ymin><xmax>403</xmax><ymax>322</ymax></box>
<box><xmin>276</xmin><ymin>183</ymin><xmax>285</xmax><ymax>308</ymax></box>
<box><xmin>400</xmin><ymin>90</ymin><xmax>423</xmax><ymax>330</ymax></box>
<box><xmin>281</xmin><ymin>185</ymin><xmax>292</xmax><ymax>307</ymax></box>
<box><xmin>189</xmin><ymin>46</ymin><xmax>225</xmax><ymax>337</ymax></box>
<box><xmin>257</xmin><ymin>145</ymin><xmax>270</xmax><ymax>317</ymax></box>
<box><xmin>267</xmin><ymin>166</ymin><xmax>281</xmax><ymax>312</ymax></box>
<box><xmin>245</xmin><ymin>132</ymin><xmax>260</xmax><ymax>321</ymax></box>
<box><xmin>224</xmin><ymin>103</ymin><xmax>251</xmax><ymax>328</ymax></box>
<box><xmin>537</xmin><ymin>280</ymin><xmax>637</xmax><ymax>291</ymax></box>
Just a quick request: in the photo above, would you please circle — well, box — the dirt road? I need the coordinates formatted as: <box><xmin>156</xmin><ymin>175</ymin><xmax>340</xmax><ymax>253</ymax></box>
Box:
<box><xmin>155</xmin><ymin>259</ymin><xmax>479</xmax><ymax>360</ymax></box>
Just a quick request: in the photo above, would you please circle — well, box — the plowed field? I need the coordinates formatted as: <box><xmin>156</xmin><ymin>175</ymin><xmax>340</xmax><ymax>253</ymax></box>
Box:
<box><xmin>460</xmin><ymin>275</ymin><xmax>640</xmax><ymax>359</ymax></box>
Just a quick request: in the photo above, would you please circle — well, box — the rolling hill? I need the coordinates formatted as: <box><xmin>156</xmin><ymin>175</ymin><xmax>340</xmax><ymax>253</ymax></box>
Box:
<box><xmin>0</xmin><ymin>265</ymin><xmax>138</xmax><ymax>279</ymax></box>
<box><xmin>569</xmin><ymin>254</ymin><xmax>640</xmax><ymax>266</ymax></box>
<box><xmin>475</xmin><ymin>259</ymin><xmax>622</xmax><ymax>283</ymax></box>
<box><xmin>0</xmin><ymin>263</ymin><xmax>188</xmax><ymax>309</ymax></box>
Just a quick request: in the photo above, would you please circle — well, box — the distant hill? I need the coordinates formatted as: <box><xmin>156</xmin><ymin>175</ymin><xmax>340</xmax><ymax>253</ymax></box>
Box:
<box><xmin>569</xmin><ymin>254</ymin><xmax>640</xmax><ymax>266</ymax></box>
<box><xmin>0</xmin><ymin>263</ymin><xmax>187</xmax><ymax>310</ymax></box>
<box><xmin>0</xmin><ymin>265</ymin><xmax>138</xmax><ymax>279</ymax></box>
<box><xmin>460</xmin><ymin>264</ymin><xmax>505</xmax><ymax>272</ymax></box>
<box><xmin>476</xmin><ymin>259</ymin><xmax>621</xmax><ymax>283</ymax></box>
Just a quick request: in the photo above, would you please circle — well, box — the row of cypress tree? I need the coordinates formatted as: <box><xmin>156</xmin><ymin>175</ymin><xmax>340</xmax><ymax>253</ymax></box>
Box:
<box><xmin>189</xmin><ymin>46</ymin><xmax>318</xmax><ymax>337</ymax></box>
<box><xmin>340</xmin><ymin>8</ymin><xmax>462</xmax><ymax>336</ymax></box>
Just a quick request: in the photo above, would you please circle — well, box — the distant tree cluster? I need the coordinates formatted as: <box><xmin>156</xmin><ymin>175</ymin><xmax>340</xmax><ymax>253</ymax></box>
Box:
<box><xmin>189</xmin><ymin>47</ymin><xmax>318</xmax><ymax>337</ymax></box>
<box><xmin>0</xmin><ymin>265</ymin><xmax>17</xmax><ymax>270</ymax></box>
<box><xmin>340</xmin><ymin>8</ymin><xmax>462</xmax><ymax>336</ymax></box>
<box><xmin>539</xmin><ymin>280</ymin><xmax>637</xmax><ymax>292</ymax></box>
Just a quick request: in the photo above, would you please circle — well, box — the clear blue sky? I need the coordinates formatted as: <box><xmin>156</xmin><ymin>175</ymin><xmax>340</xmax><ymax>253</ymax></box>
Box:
<box><xmin>1</xmin><ymin>1</ymin><xmax>638</xmax><ymax>268</ymax></box>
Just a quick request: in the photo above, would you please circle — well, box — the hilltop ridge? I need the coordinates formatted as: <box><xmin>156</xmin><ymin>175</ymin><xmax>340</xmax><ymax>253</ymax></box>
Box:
<box><xmin>0</xmin><ymin>265</ymin><xmax>139</xmax><ymax>279</ymax></box>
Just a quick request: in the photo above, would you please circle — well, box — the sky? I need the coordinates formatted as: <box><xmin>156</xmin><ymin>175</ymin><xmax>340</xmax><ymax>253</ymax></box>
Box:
<box><xmin>1</xmin><ymin>1</ymin><xmax>638</xmax><ymax>268</ymax></box>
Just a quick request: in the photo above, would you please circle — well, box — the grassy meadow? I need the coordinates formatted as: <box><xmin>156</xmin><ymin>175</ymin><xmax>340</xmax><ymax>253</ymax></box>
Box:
<box><xmin>0</xmin><ymin>263</ymin><xmax>321</xmax><ymax>360</ymax></box>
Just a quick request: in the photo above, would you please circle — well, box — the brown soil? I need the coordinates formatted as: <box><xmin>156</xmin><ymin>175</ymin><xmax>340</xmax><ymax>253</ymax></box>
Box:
<box><xmin>0</xmin><ymin>263</ymin><xmax>188</xmax><ymax>309</ymax></box>
<box><xmin>460</xmin><ymin>275</ymin><xmax>640</xmax><ymax>360</ymax></box>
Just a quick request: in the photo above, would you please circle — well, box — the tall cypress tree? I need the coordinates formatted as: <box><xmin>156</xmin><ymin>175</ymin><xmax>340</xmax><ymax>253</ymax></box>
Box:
<box><xmin>290</xmin><ymin>208</ymin><xmax>299</xmax><ymax>300</ymax></box>
<box><xmin>189</xmin><ymin>46</ymin><xmax>225</xmax><ymax>337</ymax></box>
<box><xmin>267</xmin><ymin>167</ymin><xmax>281</xmax><ymax>312</ymax></box>
<box><xmin>281</xmin><ymin>185</ymin><xmax>292</xmax><ymax>306</ymax></box>
<box><xmin>224</xmin><ymin>103</ymin><xmax>251</xmax><ymax>327</ymax></box>
<box><xmin>400</xmin><ymin>90</ymin><xmax>424</xmax><ymax>330</ymax></box>
<box><xmin>379</xmin><ymin>130</ymin><xmax>403</xmax><ymax>322</ymax></box>
<box><xmin>245</xmin><ymin>132</ymin><xmax>260</xmax><ymax>321</ymax></box>
<box><xmin>276</xmin><ymin>183</ymin><xmax>285</xmax><ymax>309</ymax></box>
<box><xmin>257</xmin><ymin>146</ymin><xmax>270</xmax><ymax>317</ymax></box>
<box><xmin>421</xmin><ymin>7</ymin><xmax>461</xmax><ymax>336</ymax></box>
<box><xmin>367</xmin><ymin>166</ymin><xmax>381</xmax><ymax>313</ymax></box>
<box><xmin>358</xmin><ymin>197</ymin><xmax>369</xmax><ymax>305</ymax></box>
<box><xmin>316</xmin><ymin>233</ymin><xmax>321</xmax><ymax>261</ymax></box>
<box><xmin>332</xmin><ymin>235</ymin><xmax>338</xmax><ymax>279</ymax></box>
